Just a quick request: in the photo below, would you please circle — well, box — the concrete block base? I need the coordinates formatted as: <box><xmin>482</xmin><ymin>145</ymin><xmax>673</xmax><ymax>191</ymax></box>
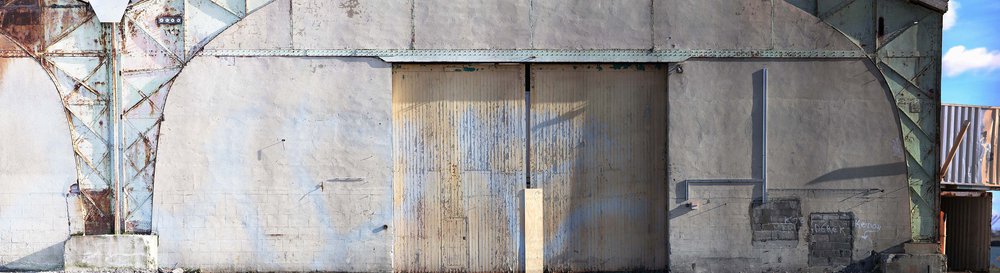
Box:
<box><xmin>881</xmin><ymin>253</ymin><xmax>945</xmax><ymax>273</ymax></box>
<box><xmin>903</xmin><ymin>242</ymin><xmax>941</xmax><ymax>254</ymax></box>
<box><xmin>64</xmin><ymin>235</ymin><xmax>158</xmax><ymax>271</ymax></box>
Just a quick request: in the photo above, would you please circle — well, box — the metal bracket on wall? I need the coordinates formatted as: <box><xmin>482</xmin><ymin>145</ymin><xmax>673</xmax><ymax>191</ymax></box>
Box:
<box><xmin>680</xmin><ymin>179</ymin><xmax>765</xmax><ymax>204</ymax></box>
<box><xmin>680</xmin><ymin>67</ymin><xmax>769</xmax><ymax>204</ymax></box>
<box><xmin>762</xmin><ymin>68</ymin><xmax>769</xmax><ymax>203</ymax></box>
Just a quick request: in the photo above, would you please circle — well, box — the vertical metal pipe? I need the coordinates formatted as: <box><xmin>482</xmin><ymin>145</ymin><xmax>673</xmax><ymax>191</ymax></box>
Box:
<box><xmin>762</xmin><ymin>68</ymin><xmax>768</xmax><ymax>203</ymax></box>
<box><xmin>107</xmin><ymin>22</ymin><xmax>122</xmax><ymax>235</ymax></box>
<box><xmin>525</xmin><ymin>64</ymin><xmax>531</xmax><ymax>189</ymax></box>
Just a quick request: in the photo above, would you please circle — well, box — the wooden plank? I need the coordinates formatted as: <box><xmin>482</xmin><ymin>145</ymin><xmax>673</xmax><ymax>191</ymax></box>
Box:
<box><xmin>524</xmin><ymin>188</ymin><xmax>544</xmax><ymax>273</ymax></box>
<box><xmin>940</xmin><ymin>120</ymin><xmax>971</xmax><ymax>182</ymax></box>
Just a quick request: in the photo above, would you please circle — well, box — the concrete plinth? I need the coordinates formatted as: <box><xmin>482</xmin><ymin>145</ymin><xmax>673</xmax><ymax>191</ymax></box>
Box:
<box><xmin>881</xmin><ymin>253</ymin><xmax>945</xmax><ymax>273</ymax></box>
<box><xmin>64</xmin><ymin>235</ymin><xmax>158</xmax><ymax>271</ymax></box>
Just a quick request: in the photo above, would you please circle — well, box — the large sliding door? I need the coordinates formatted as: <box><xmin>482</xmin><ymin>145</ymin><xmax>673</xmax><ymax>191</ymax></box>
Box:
<box><xmin>392</xmin><ymin>64</ymin><xmax>526</xmax><ymax>272</ymax></box>
<box><xmin>530</xmin><ymin>64</ymin><xmax>669</xmax><ymax>271</ymax></box>
<box><xmin>392</xmin><ymin>63</ymin><xmax>668</xmax><ymax>272</ymax></box>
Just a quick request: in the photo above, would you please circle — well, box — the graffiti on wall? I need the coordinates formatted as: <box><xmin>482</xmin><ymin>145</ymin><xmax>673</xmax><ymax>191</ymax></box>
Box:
<box><xmin>809</xmin><ymin>212</ymin><xmax>855</xmax><ymax>266</ymax></box>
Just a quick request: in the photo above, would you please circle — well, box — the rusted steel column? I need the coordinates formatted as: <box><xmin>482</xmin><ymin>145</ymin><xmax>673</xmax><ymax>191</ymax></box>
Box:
<box><xmin>0</xmin><ymin>0</ymin><xmax>275</xmax><ymax>234</ymax></box>
<box><xmin>106</xmin><ymin>21</ymin><xmax>123</xmax><ymax>235</ymax></box>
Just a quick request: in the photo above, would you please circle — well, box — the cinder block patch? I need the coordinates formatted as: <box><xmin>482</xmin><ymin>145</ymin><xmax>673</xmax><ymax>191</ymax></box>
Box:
<box><xmin>809</xmin><ymin>212</ymin><xmax>854</xmax><ymax>266</ymax></box>
<box><xmin>750</xmin><ymin>199</ymin><xmax>801</xmax><ymax>245</ymax></box>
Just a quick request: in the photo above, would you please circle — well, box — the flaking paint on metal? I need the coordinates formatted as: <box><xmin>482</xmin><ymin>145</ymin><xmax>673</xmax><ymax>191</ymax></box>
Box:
<box><xmin>0</xmin><ymin>0</ymin><xmax>44</xmax><ymax>53</ymax></box>
<box><xmin>0</xmin><ymin>0</ymin><xmax>278</xmax><ymax>234</ymax></box>
<box><xmin>392</xmin><ymin>64</ymin><xmax>525</xmax><ymax>272</ymax></box>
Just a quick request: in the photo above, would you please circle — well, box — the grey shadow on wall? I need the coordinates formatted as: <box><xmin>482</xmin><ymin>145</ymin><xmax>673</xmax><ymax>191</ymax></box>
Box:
<box><xmin>752</xmin><ymin>69</ymin><xmax>764</xmax><ymax>181</ymax></box>
<box><xmin>806</xmin><ymin>162</ymin><xmax>907</xmax><ymax>185</ymax></box>
<box><xmin>0</xmin><ymin>242</ymin><xmax>64</xmax><ymax>271</ymax></box>
<box><xmin>671</xmin><ymin>68</ymin><xmax>767</xmax><ymax>220</ymax></box>
<box><xmin>671</xmin><ymin>179</ymin><xmax>763</xmax><ymax>220</ymax></box>
<box><xmin>804</xmin><ymin>60</ymin><xmax>908</xmax><ymax>186</ymax></box>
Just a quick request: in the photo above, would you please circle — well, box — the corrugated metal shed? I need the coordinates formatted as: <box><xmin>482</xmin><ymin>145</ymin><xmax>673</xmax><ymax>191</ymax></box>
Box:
<box><xmin>941</xmin><ymin>104</ymin><xmax>1000</xmax><ymax>188</ymax></box>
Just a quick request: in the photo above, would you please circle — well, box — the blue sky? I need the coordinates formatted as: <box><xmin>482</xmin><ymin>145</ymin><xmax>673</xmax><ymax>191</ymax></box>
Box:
<box><xmin>944</xmin><ymin>0</ymin><xmax>1000</xmax><ymax>230</ymax></box>
<box><xmin>941</xmin><ymin>0</ymin><xmax>1000</xmax><ymax>106</ymax></box>
<box><xmin>940</xmin><ymin>0</ymin><xmax>1000</xmax><ymax>231</ymax></box>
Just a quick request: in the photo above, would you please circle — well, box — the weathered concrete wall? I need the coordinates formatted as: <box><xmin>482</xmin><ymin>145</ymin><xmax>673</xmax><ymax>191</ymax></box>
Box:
<box><xmin>206</xmin><ymin>0</ymin><xmax>863</xmax><ymax>52</ymax></box>
<box><xmin>667</xmin><ymin>60</ymin><xmax>910</xmax><ymax>272</ymax></box>
<box><xmin>152</xmin><ymin>57</ymin><xmax>393</xmax><ymax>272</ymax></box>
<box><xmin>0</xmin><ymin>58</ymin><xmax>76</xmax><ymax>271</ymax></box>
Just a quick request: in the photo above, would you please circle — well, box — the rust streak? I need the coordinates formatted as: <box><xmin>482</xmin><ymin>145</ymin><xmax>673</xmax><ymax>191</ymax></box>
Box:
<box><xmin>339</xmin><ymin>0</ymin><xmax>361</xmax><ymax>18</ymax></box>
<box><xmin>0</xmin><ymin>56</ymin><xmax>8</xmax><ymax>83</ymax></box>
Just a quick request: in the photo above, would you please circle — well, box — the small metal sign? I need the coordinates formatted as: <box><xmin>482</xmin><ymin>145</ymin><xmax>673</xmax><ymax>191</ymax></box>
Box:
<box><xmin>156</xmin><ymin>16</ymin><xmax>183</xmax><ymax>25</ymax></box>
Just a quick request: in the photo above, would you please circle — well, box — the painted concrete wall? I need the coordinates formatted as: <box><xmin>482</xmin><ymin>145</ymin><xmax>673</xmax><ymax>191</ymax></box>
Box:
<box><xmin>0</xmin><ymin>58</ymin><xmax>76</xmax><ymax>271</ymax></box>
<box><xmin>152</xmin><ymin>57</ymin><xmax>393</xmax><ymax>272</ymax></box>
<box><xmin>205</xmin><ymin>0</ymin><xmax>861</xmax><ymax>52</ymax></box>
<box><xmin>667</xmin><ymin>60</ymin><xmax>909</xmax><ymax>272</ymax></box>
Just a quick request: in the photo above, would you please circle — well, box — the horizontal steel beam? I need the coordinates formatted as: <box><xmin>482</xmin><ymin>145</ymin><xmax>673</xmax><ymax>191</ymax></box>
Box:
<box><xmin>941</xmin><ymin>191</ymin><xmax>988</xmax><ymax>198</ymax></box>
<box><xmin>195</xmin><ymin>49</ymin><xmax>869</xmax><ymax>62</ymax></box>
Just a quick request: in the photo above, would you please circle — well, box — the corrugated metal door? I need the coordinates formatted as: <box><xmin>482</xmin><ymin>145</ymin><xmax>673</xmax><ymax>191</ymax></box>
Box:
<box><xmin>392</xmin><ymin>64</ymin><xmax>526</xmax><ymax>272</ymax></box>
<box><xmin>530</xmin><ymin>64</ymin><xmax>669</xmax><ymax>271</ymax></box>
<box><xmin>942</xmin><ymin>193</ymin><xmax>992</xmax><ymax>272</ymax></box>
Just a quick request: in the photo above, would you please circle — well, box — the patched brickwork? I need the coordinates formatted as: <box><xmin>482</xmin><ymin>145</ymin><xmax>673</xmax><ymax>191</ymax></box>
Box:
<box><xmin>750</xmin><ymin>199</ymin><xmax>801</xmax><ymax>243</ymax></box>
<box><xmin>809</xmin><ymin>212</ymin><xmax>854</xmax><ymax>266</ymax></box>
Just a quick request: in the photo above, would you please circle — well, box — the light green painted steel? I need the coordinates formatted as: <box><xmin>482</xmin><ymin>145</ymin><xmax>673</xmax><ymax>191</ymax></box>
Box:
<box><xmin>787</xmin><ymin>0</ymin><xmax>943</xmax><ymax>242</ymax></box>
<box><xmin>196</xmin><ymin>49</ymin><xmax>868</xmax><ymax>62</ymax></box>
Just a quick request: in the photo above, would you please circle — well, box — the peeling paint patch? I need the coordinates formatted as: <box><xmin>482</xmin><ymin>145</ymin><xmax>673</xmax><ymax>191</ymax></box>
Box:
<box><xmin>81</xmin><ymin>189</ymin><xmax>114</xmax><ymax>235</ymax></box>
<box><xmin>0</xmin><ymin>0</ymin><xmax>43</xmax><ymax>51</ymax></box>
<box><xmin>339</xmin><ymin>0</ymin><xmax>361</xmax><ymax>18</ymax></box>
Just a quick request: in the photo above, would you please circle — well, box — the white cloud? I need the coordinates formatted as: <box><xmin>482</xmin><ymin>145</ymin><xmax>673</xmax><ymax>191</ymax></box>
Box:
<box><xmin>942</xmin><ymin>45</ymin><xmax>1000</xmax><ymax>77</ymax></box>
<box><xmin>943</xmin><ymin>1</ymin><xmax>959</xmax><ymax>31</ymax></box>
